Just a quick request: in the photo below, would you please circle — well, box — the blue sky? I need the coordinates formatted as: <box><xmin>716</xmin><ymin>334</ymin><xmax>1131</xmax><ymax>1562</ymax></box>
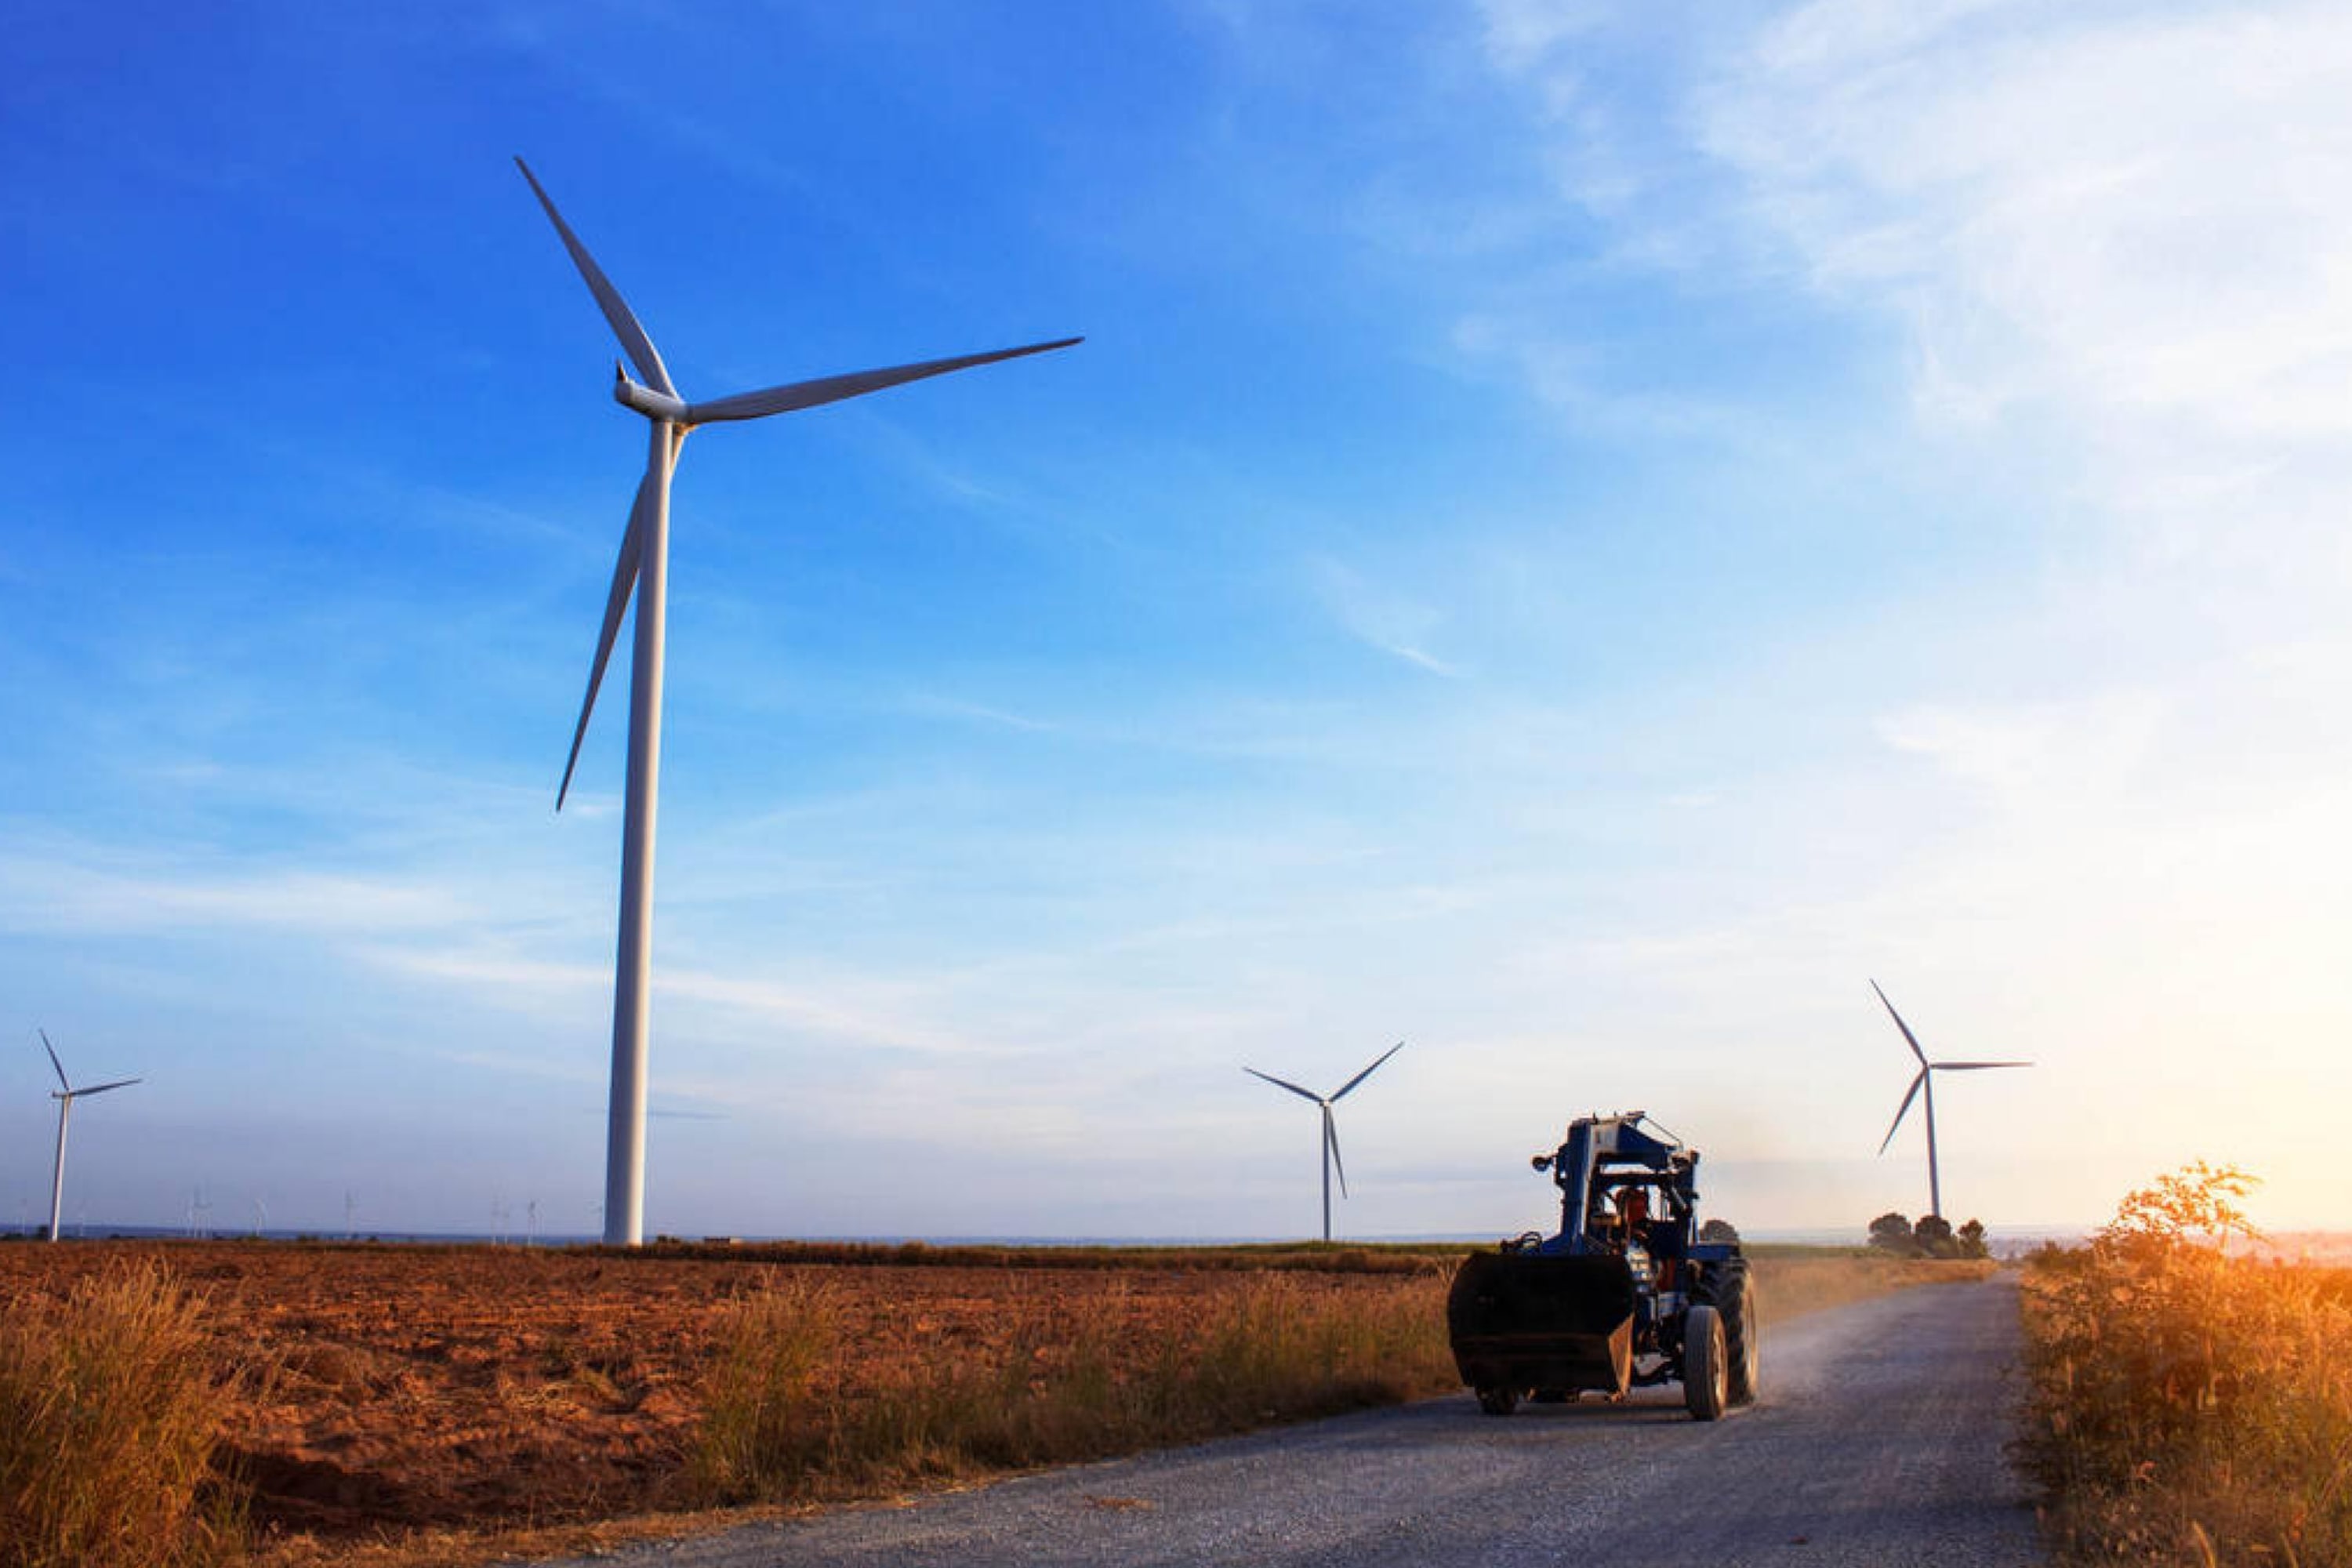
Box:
<box><xmin>5</xmin><ymin>0</ymin><xmax>2349</xmax><ymax>1240</ymax></box>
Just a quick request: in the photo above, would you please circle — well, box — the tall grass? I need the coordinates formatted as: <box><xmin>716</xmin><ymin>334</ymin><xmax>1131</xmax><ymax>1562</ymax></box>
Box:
<box><xmin>2022</xmin><ymin>1164</ymin><xmax>2352</xmax><ymax>1566</ymax></box>
<box><xmin>0</xmin><ymin>1261</ymin><xmax>249</xmax><ymax>1568</ymax></box>
<box><xmin>693</xmin><ymin>1270</ymin><xmax>1456</xmax><ymax>1504</ymax></box>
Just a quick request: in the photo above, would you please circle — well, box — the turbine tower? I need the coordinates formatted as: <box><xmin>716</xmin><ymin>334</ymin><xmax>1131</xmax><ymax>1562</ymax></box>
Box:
<box><xmin>38</xmin><ymin>1029</ymin><xmax>140</xmax><ymax>1243</ymax></box>
<box><xmin>1871</xmin><ymin>981</ymin><xmax>2030</xmax><ymax>1218</ymax></box>
<box><xmin>1244</xmin><ymin>1042</ymin><xmax>1403</xmax><ymax>1242</ymax></box>
<box><xmin>517</xmin><ymin>158</ymin><xmax>1080</xmax><ymax>1246</ymax></box>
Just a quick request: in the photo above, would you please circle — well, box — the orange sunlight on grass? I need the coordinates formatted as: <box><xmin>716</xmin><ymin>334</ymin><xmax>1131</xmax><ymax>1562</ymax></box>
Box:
<box><xmin>2023</xmin><ymin>1165</ymin><xmax>2352</xmax><ymax>1566</ymax></box>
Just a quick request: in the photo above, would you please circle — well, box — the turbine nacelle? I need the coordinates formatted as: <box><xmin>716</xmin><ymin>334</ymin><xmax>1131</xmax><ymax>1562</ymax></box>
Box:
<box><xmin>613</xmin><ymin>364</ymin><xmax>690</xmax><ymax>424</ymax></box>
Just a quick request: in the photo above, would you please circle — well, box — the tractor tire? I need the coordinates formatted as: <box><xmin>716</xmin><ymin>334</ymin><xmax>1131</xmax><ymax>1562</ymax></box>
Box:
<box><xmin>1683</xmin><ymin>1304</ymin><xmax>1727</xmax><ymax>1421</ymax></box>
<box><xmin>1699</xmin><ymin>1259</ymin><xmax>1762</xmax><ymax>1406</ymax></box>
<box><xmin>1476</xmin><ymin>1386</ymin><xmax>1519</xmax><ymax>1417</ymax></box>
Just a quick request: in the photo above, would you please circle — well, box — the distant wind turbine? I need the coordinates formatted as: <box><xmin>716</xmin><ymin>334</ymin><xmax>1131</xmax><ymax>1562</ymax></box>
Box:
<box><xmin>1244</xmin><ymin>1043</ymin><xmax>1403</xmax><ymax>1242</ymax></box>
<box><xmin>38</xmin><ymin>1029</ymin><xmax>140</xmax><ymax>1243</ymax></box>
<box><xmin>515</xmin><ymin>158</ymin><xmax>1080</xmax><ymax>1247</ymax></box>
<box><xmin>1871</xmin><ymin>981</ymin><xmax>2031</xmax><ymax>1218</ymax></box>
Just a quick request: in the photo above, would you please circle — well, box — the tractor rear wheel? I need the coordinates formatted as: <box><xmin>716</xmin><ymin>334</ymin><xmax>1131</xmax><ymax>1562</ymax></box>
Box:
<box><xmin>1700</xmin><ymin>1259</ymin><xmax>1762</xmax><ymax>1406</ymax></box>
<box><xmin>1726</xmin><ymin>1268</ymin><xmax>1760</xmax><ymax>1406</ymax></box>
<box><xmin>1476</xmin><ymin>1386</ymin><xmax>1519</xmax><ymax>1417</ymax></box>
<box><xmin>1683</xmin><ymin>1304</ymin><xmax>1727</xmax><ymax>1421</ymax></box>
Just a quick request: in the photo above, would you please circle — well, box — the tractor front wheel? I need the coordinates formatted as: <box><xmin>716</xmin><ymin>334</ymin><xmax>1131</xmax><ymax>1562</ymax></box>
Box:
<box><xmin>1683</xmin><ymin>1304</ymin><xmax>1728</xmax><ymax>1421</ymax></box>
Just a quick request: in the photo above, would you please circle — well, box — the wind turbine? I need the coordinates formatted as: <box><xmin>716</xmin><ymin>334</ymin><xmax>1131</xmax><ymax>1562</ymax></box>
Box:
<box><xmin>37</xmin><ymin>1029</ymin><xmax>140</xmax><ymax>1243</ymax></box>
<box><xmin>1871</xmin><ymin>981</ymin><xmax>2030</xmax><ymax>1218</ymax></box>
<box><xmin>516</xmin><ymin>158</ymin><xmax>1080</xmax><ymax>1246</ymax></box>
<box><xmin>1244</xmin><ymin>1043</ymin><xmax>1403</xmax><ymax>1242</ymax></box>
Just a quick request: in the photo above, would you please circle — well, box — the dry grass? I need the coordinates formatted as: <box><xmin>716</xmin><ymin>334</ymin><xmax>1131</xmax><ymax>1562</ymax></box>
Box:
<box><xmin>0</xmin><ymin>1261</ymin><xmax>252</xmax><ymax>1568</ymax></box>
<box><xmin>1748</xmin><ymin>1250</ymin><xmax>1995</xmax><ymax>1320</ymax></box>
<box><xmin>2021</xmin><ymin>1164</ymin><xmax>2352</xmax><ymax>1566</ymax></box>
<box><xmin>692</xmin><ymin>1269</ymin><xmax>1456</xmax><ymax>1504</ymax></box>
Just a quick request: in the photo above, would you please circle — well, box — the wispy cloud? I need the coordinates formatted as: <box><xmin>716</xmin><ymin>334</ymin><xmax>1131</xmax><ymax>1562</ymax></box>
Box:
<box><xmin>1702</xmin><ymin>0</ymin><xmax>2352</xmax><ymax>474</ymax></box>
<box><xmin>377</xmin><ymin>943</ymin><xmax>1001</xmax><ymax>1060</ymax></box>
<box><xmin>0</xmin><ymin>852</ymin><xmax>472</xmax><ymax>938</ymax></box>
<box><xmin>1875</xmin><ymin>694</ymin><xmax>2166</xmax><ymax>807</ymax></box>
<box><xmin>901</xmin><ymin>692</ymin><xmax>1062</xmax><ymax>733</ymax></box>
<box><xmin>1306</xmin><ymin>554</ymin><xmax>1463</xmax><ymax>677</ymax></box>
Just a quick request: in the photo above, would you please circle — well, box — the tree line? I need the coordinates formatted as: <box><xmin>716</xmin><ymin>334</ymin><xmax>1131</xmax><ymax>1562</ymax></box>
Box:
<box><xmin>1867</xmin><ymin>1212</ymin><xmax>1991</xmax><ymax>1259</ymax></box>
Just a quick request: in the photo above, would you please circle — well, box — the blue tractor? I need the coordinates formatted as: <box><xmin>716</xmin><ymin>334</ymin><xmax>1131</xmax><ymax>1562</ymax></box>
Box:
<box><xmin>1446</xmin><ymin>1112</ymin><xmax>1759</xmax><ymax>1420</ymax></box>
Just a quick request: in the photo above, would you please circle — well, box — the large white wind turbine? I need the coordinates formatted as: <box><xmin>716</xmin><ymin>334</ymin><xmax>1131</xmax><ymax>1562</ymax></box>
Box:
<box><xmin>1245</xmin><ymin>1042</ymin><xmax>1403</xmax><ymax>1242</ymax></box>
<box><xmin>1871</xmin><ymin>981</ymin><xmax>2030</xmax><ymax>1219</ymax></box>
<box><xmin>38</xmin><ymin>1029</ymin><xmax>140</xmax><ymax>1243</ymax></box>
<box><xmin>517</xmin><ymin>158</ymin><xmax>1080</xmax><ymax>1247</ymax></box>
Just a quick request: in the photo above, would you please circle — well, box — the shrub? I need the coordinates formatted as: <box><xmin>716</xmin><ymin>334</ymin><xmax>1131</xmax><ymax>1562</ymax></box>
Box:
<box><xmin>2023</xmin><ymin>1163</ymin><xmax>2352</xmax><ymax>1565</ymax></box>
<box><xmin>0</xmin><ymin>1261</ymin><xmax>248</xmax><ymax>1568</ymax></box>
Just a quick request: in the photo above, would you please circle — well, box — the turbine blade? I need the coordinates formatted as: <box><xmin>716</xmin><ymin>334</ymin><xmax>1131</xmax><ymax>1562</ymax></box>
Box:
<box><xmin>1330</xmin><ymin>1040</ymin><xmax>1403</xmax><ymax>1102</ymax></box>
<box><xmin>1935</xmin><ymin>1061</ymin><xmax>2033</xmax><ymax>1070</ymax></box>
<box><xmin>684</xmin><ymin>336</ymin><xmax>1082</xmax><ymax>425</ymax></box>
<box><xmin>38</xmin><ymin>1029</ymin><xmax>69</xmax><ymax>1092</ymax></box>
<box><xmin>556</xmin><ymin>463</ymin><xmax>657</xmax><ymax>811</ymax></box>
<box><xmin>1878</xmin><ymin>1069</ymin><xmax>1927</xmax><ymax>1155</ymax></box>
<box><xmin>1243</xmin><ymin>1067</ymin><xmax>1324</xmax><ymax>1105</ymax></box>
<box><xmin>76</xmin><ymin>1077</ymin><xmax>140</xmax><ymax>1098</ymax></box>
<box><xmin>1326</xmin><ymin>1107</ymin><xmax>1348</xmax><ymax>1198</ymax></box>
<box><xmin>1871</xmin><ymin>979</ymin><xmax>1929</xmax><ymax>1065</ymax></box>
<box><xmin>514</xmin><ymin>158</ymin><xmax>677</xmax><ymax>398</ymax></box>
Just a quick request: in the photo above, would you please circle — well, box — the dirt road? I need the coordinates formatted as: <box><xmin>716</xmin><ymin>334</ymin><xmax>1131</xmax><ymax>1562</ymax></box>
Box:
<box><xmin>539</xmin><ymin>1273</ymin><xmax>2042</xmax><ymax>1567</ymax></box>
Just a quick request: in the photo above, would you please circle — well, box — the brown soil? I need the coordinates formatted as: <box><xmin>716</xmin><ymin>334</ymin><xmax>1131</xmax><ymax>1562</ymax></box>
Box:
<box><xmin>0</xmin><ymin>1240</ymin><xmax>1428</xmax><ymax>1559</ymax></box>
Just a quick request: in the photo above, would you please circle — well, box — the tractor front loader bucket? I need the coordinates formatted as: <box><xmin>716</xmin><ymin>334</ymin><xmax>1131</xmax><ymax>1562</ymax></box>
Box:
<box><xmin>1446</xmin><ymin>1250</ymin><xmax>1636</xmax><ymax>1397</ymax></box>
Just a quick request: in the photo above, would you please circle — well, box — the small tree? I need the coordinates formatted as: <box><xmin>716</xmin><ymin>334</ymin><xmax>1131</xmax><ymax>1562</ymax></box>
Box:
<box><xmin>1868</xmin><ymin>1212</ymin><xmax>1918</xmax><ymax>1256</ymax></box>
<box><xmin>2100</xmin><ymin>1160</ymin><xmax>2259</xmax><ymax>1258</ymax></box>
<box><xmin>1956</xmin><ymin>1218</ymin><xmax>1989</xmax><ymax>1259</ymax></box>
<box><xmin>1914</xmin><ymin>1214</ymin><xmax>1958</xmax><ymax>1258</ymax></box>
